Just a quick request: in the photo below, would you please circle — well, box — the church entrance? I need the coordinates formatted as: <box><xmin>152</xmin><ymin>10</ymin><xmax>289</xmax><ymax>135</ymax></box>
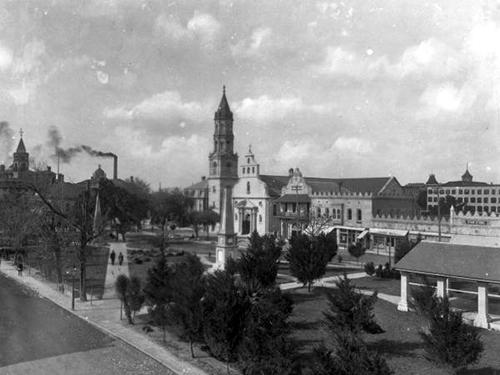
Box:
<box><xmin>242</xmin><ymin>213</ymin><xmax>251</xmax><ymax>235</ymax></box>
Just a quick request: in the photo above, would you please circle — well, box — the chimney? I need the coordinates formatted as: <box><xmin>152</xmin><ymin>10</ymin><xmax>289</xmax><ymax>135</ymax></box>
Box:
<box><xmin>47</xmin><ymin>166</ymin><xmax>51</xmax><ymax>172</ymax></box>
<box><xmin>113</xmin><ymin>156</ymin><xmax>118</xmax><ymax>180</ymax></box>
<box><xmin>289</xmin><ymin>168</ymin><xmax>294</xmax><ymax>176</ymax></box>
<box><xmin>201</xmin><ymin>176</ymin><xmax>206</xmax><ymax>180</ymax></box>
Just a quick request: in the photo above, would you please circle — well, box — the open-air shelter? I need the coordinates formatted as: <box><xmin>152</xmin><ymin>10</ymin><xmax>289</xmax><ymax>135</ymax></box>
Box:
<box><xmin>395</xmin><ymin>241</ymin><xmax>500</xmax><ymax>329</ymax></box>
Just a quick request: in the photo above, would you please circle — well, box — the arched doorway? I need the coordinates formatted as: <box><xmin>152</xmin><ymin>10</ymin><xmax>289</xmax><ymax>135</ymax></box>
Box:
<box><xmin>242</xmin><ymin>213</ymin><xmax>251</xmax><ymax>235</ymax></box>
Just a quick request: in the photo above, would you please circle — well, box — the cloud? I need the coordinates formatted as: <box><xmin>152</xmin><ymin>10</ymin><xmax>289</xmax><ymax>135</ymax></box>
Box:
<box><xmin>0</xmin><ymin>42</ymin><xmax>12</xmax><ymax>70</ymax></box>
<box><xmin>155</xmin><ymin>14</ymin><xmax>190</xmax><ymax>42</ymax></box>
<box><xmin>110</xmin><ymin>126</ymin><xmax>210</xmax><ymax>187</ymax></box>
<box><xmin>233</xmin><ymin>95</ymin><xmax>331</xmax><ymax>123</ymax></box>
<box><xmin>103</xmin><ymin>90</ymin><xmax>207</xmax><ymax>122</ymax></box>
<box><xmin>418</xmin><ymin>82</ymin><xmax>477</xmax><ymax>118</ymax></box>
<box><xmin>231</xmin><ymin>27</ymin><xmax>272</xmax><ymax>57</ymax></box>
<box><xmin>332</xmin><ymin>136</ymin><xmax>374</xmax><ymax>154</ymax></box>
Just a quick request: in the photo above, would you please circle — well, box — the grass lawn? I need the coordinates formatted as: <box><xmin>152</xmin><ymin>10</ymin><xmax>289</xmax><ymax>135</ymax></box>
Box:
<box><xmin>287</xmin><ymin>287</ymin><xmax>500</xmax><ymax>374</ymax></box>
<box><xmin>347</xmin><ymin>276</ymin><xmax>401</xmax><ymax>296</ymax></box>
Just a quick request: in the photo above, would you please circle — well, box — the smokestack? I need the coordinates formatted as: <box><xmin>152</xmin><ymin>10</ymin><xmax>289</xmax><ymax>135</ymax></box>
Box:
<box><xmin>113</xmin><ymin>156</ymin><xmax>117</xmax><ymax>180</ymax></box>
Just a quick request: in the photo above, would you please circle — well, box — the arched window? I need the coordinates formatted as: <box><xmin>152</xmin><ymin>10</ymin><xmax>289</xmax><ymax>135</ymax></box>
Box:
<box><xmin>247</xmin><ymin>167</ymin><xmax>250</xmax><ymax>173</ymax></box>
<box><xmin>212</xmin><ymin>186</ymin><xmax>216</xmax><ymax>193</ymax></box>
<box><xmin>226</xmin><ymin>162</ymin><xmax>231</xmax><ymax>168</ymax></box>
<box><xmin>247</xmin><ymin>158</ymin><xmax>250</xmax><ymax>163</ymax></box>
<box><xmin>247</xmin><ymin>181</ymin><xmax>251</xmax><ymax>194</ymax></box>
<box><xmin>337</xmin><ymin>209</ymin><xmax>341</xmax><ymax>218</ymax></box>
<box><xmin>252</xmin><ymin>167</ymin><xmax>255</xmax><ymax>173</ymax></box>
<box><xmin>357</xmin><ymin>209</ymin><xmax>362</xmax><ymax>222</ymax></box>
<box><xmin>347</xmin><ymin>209</ymin><xmax>352</xmax><ymax>220</ymax></box>
<box><xmin>242</xmin><ymin>167</ymin><xmax>245</xmax><ymax>174</ymax></box>
<box><xmin>332</xmin><ymin>209</ymin><xmax>336</xmax><ymax>219</ymax></box>
<box><xmin>325</xmin><ymin>207</ymin><xmax>330</xmax><ymax>217</ymax></box>
<box><xmin>212</xmin><ymin>161</ymin><xmax>217</xmax><ymax>174</ymax></box>
<box><xmin>317</xmin><ymin>207</ymin><xmax>321</xmax><ymax>217</ymax></box>
<box><xmin>259</xmin><ymin>215</ymin><xmax>262</xmax><ymax>223</ymax></box>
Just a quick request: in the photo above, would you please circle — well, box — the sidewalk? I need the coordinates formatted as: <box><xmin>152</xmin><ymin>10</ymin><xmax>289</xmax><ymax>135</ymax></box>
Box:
<box><xmin>0</xmin><ymin>242</ymin><xmax>209</xmax><ymax>375</ymax></box>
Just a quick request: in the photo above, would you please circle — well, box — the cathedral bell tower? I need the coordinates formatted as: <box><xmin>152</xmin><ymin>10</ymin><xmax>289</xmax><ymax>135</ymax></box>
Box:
<box><xmin>208</xmin><ymin>86</ymin><xmax>238</xmax><ymax>213</ymax></box>
<box><xmin>13</xmin><ymin>129</ymin><xmax>29</xmax><ymax>172</ymax></box>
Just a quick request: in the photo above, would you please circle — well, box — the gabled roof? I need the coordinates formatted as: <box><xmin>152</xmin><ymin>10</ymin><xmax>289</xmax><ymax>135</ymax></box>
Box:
<box><xmin>440</xmin><ymin>180</ymin><xmax>488</xmax><ymax>187</ymax></box>
<box><xmin>304</xmin><ymin>176</ymin><xmax>394</xmax><ymax>195</ymax></box>
<box><xmin>395</xmin><ymin>241</ymin><xmax>500</xmax><ymax>283</ymax></box>
<box><xmin>425</xmin><ymin>174</ymin><xmax>438</xmax><ymax>185</ymax></box>
<box><xmin>260</xmin><ymin>175</ymin><xmax>289</xmax><ymax>197</ymax></box>
<box><xmin>185</xmin><ymin>179</ymin><xmax>208</xmax><ymax>190</ymax></box>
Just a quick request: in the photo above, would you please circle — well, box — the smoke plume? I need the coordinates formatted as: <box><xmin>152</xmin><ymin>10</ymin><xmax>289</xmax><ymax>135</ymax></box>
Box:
<box><xmin>47</xmin><ymin>126</ymin><xmax>116</xmax><ymax>163</ymax></box>
<box><xmin>0</xmin><ymin>121</ymin><xmax>14</xmax><ymax>165</ymax></box>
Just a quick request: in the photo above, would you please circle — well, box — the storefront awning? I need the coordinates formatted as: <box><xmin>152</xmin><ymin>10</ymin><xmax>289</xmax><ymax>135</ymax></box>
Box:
<box><xmin>357</xmin><ymin>229</ymin><xmax>369</xmax><ymax>240</ymax></box>
<box><xmin>369</xmin><ymin>228</ymin><xmax>408</xmax><ymax>237</ymax></box>
<box><xmin>409</xmin><ymin>231</ymin><xmax>451</xmax><ymax>238</ymax></box>
<box><xmin>275</xmin><ymin>194</ymin><xmax>311</xmax><ymax>203</ymax></box>
<box><xmin>334</xmin><ymin>226</ymin><xmax>364</xmax><ymax>231</ymax></box>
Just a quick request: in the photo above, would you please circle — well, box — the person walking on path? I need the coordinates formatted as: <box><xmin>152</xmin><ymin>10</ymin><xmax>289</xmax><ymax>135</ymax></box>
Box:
<box><xmin>118</xmin><ymin>252</ymin><xmax>124</xmax><ymax>266</ymax></box>
<box><xmin>17</xmin><ymin>262</ymin><xmax>23</xmax><ymax>277</ymax></box>
<box><xmin>110</xmin><ymin>250</ymin><xmax>116</xmax><ymax>265</ymax></box>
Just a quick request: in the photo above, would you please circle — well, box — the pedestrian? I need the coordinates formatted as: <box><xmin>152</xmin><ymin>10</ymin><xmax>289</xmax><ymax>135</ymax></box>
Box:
<box><xmin>118</xmin><ymin>252</ymin><xmax>124</xmax><ymax>266</ymax></box>
<box><xmin>17</xmin><ymin>262</ymin><xmax>23</xmax><ymax>277</ymax></box>
<box><xmin>110</xmin><ymin>250</ymin><xmax>116</xmax><ymax>265</ymax></box>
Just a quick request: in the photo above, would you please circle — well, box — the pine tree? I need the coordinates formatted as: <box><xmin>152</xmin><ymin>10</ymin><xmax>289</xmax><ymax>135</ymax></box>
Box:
<box><xmin>418</xmin><ymin>295</ymin><xmax>483</xmax><ymax>370</ymax></box>
<box><xmin>237</xmin><ymin>231</ymin><xmax>282</xmax><ymax>288</ymax></box>
<box><xmin>202</xmin><ymin>270</ymin><xmax>250</xmax><ymax>370</ymax></box>
<box><xmin>285</xmin><ymin>232</ymin><xmax>337</xmax><ymax>292</ymax></box>
<box><xmin>237</xmin><ymin>286</ymin><xmax>296</xmax><ymax>375</ymax></box>
<box><xmin>348</xmin><ymin>241</ymin><xmax>365</xmax><ymax>265</ymax></box>
<box><xmin>324</xmin><ymin>274</ymin><xmax>384</xmax><ymax>335</ymax></box>
<box><xmin>168</xmin><ymin>253</ymin><xmax>206</xmax><ymax>358</ymax></box>
<box><xmin>143</xmin><ymin>257</ymin><xmax>173</xmax><ymax>340</ymax></box>
<box><xmin>311</xmin><ymin>332</ymin><xmax>393</xmax><ymax>375</ymax></box>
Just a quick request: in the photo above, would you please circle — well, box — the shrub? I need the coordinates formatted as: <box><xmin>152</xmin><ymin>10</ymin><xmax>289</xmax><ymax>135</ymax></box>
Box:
<box><xmin>418</xmin><ymin>295</ymin><xmax>483</xmax><ymax>370</ymax></box>
<box><xmin>364</xmin><ymin>261</ymin><xmax>375</xmax><ymax>276</ymax></box>
<box><xmin>134</xmin><ymin>257</ymin><xmax>143</xmax><ymax>264</ymax></box>
<box><xmin>348</xmin><ymin>242</ymin><xmax>365</xmax><ymax>264</ymax></box>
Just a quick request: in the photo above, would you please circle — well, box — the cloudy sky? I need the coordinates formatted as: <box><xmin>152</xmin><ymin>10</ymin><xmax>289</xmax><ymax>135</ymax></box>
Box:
<box><xmin>1</xmin><ymin>0</ymin><xmax>500</xmax><ymax>188</ymax></box>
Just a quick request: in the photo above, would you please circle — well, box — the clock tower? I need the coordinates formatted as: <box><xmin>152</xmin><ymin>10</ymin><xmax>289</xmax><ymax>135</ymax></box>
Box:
<box><xmin>208</xmin><ymin>86</ymin><xmax>238</xmax><ymax>213</ymax></box>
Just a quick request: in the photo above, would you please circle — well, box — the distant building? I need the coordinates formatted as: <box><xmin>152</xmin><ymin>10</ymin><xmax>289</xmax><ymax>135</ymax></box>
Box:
<box><xmin>426</xmin><ymin>167</ymin><xmax>499</xmax><ymax>214</ymax></box>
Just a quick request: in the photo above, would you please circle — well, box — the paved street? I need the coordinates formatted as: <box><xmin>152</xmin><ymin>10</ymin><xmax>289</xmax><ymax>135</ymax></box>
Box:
<box><xmin>0</xmin><ymin>272</ymin><xmax>171</xmax><ymax>375</ymax></box>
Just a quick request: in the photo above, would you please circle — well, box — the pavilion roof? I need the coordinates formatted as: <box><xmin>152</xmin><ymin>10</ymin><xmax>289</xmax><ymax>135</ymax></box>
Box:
<box><xmin>395</xmin><ymin>241</ymin><xmax>500</xmax><ymax>284</ymax></box>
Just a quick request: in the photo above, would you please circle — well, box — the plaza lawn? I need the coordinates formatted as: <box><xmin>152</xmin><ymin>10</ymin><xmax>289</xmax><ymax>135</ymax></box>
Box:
<box><xmin>287</xmin><ymin>287</ymin><xmax>500</xmax><ymax>375</ymax></box>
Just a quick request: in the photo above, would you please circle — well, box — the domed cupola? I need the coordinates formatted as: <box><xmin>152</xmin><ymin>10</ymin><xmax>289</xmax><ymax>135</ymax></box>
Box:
<box><xmin>92</xmin><ymin>164</ymin><xmax>107</xmax><ymax>180</ymax></box>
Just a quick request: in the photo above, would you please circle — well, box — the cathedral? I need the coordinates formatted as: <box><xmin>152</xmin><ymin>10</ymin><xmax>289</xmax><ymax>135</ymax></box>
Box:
<box><xmin>185</xmin><ymin>87</ymin><xmax>417</xmax><ymax>249</ymax></box>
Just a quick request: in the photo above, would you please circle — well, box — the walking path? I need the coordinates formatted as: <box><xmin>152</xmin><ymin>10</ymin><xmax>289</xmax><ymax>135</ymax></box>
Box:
<box><xmin>0</xmin><ymin>242</ymin><xmax>209</xmax><ymax>375</ymax></box>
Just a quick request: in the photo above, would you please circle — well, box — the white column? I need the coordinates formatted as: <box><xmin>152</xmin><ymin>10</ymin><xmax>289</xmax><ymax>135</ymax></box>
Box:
<box><xmin>436</xmin><ymin>277</ymin><xmax>447</xmax><ymax>298</ymax></box>
<box><xmin>398</xmin><ymin>272</ymin><xmax>409</xmax><ymax>312</ymax></box>
<box><xmin>474</xmin><ymin>283</ymin><xmax>490</xmax><ymax>329</ymax></box>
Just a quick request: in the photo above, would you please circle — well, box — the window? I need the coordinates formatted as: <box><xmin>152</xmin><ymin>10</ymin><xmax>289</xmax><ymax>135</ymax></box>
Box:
<box><xmin>471</xmin><ymin>197</ymin><xmax>476</xmax><ymax>203</ymax></box>
<box><xmin>464</xmin><ymin>189</ymin><xmax>469</xmax><ymax>194</ymax></box>
<box><xmin>347</xmin><ymin>209</ymin><xmax>352</xmax><ymax>220</ymax></box>
<box><xmin>445</xmin><ymin>189</ymin><xmax>450</xmax><ymax>195</ymax></box>
<box><xmin>247</xmin><ymin>158</ymin><xmax>250</xmax><ymax>164</ymax></box>
<box><xmin>484</xmin><ymin>207</ymin><xmax>489</xmax><ymax>213</ymax></box>
<box><xmin>428</xmin><ymin>189</ymin><xmax>433</xmax><ymax>194</ymax></box>
<box><xmin>226</xmin><ymin>162</ymin><xmax>231</xmax><ymax>168</ymax></box>
<box><xmin>485</xmin><ymin>189</ymin><xmax>490</xmax><ymax>194</ymax></box>
<box><xmin>492</xmin><ymin>206</ymin><xmax>497</xmax><ymax>212</ymax></box>
<box><xmin>452</xmin><ymin>190</ymin><xmax>456</xmax><ymax>194</ymax></box>
<box><xmin>242</xmin><ymin>167</ymin><xmax>245</xmax><ymax>174</ymax></box>
<box><xmin>471</xmin><ymin>190</ymin><xmax>475</xmax><ymax>194</ymax></box>
<box><xmin>428</xmin><ymin>197</ymin><xmax>433</xmax><ymax>202</ymax></box>
<box><xmin>337</xmin><ymin>209</ymin><xmax>341</xmax><ymax>218</ymax></box>
<box><xmin>273</xmin><ymin>204</ymin><xmax>277</xmax><ymax>216</ymax></box>
<box><xmin>433</xmin><ymin>197</ymin><xmax>437</xmax><ymax>202</ymax></box>
<box><xmin>484</xmin><ymin>197</ymin><xmax>489</xmax><ymax>203</ymax></box>
<box><xmin>478</xmin><ymin>189</ymin><xmax>482</xmax><ymax>195</ymax></box>
<box><xmin>459</xmin><ymin>189</ymin><xmax>463</xmax><ymax>194</ymax></box>
<box><xmin>252</xmin><ymin>167</ymin><xmax>255</xmax><ymax>173</ymax></box>
<box><xmin>246</xmin><ymin>181</ymin><xmax>251</xmax><ymax>194</ymax></box>
<box><xmin>247</xmin><ymin>167</ymin><xmax>250</xmax><ymax>173</ymax></box>
<box><xmin>356</xmin><ymin>209</ymin><xmax>362</xmax><ymax>222</ymax></box>
<box><xmin>458</xmin><ymin>197</ymin><xmax>463</xmax><ymax>203</ymax></box>
<box><xmin>212</xmin><ymin>186</ymin><xmax>216</xmax><ymax>193</ymax></box>
<box><xmin>317</xmin><ymin>207</ymin><xmax>321</xmax><ymax>217</ymax></box>
<box><xmin>439</xmin><ymin>189</ymin><xmax>444</xmax><ymax>194</ymax></box>
<box><xmin>464</xmin><ymin>197</ymin><xmax>469</xmax><ymax>203</ymax></box>
<box><xmin>492</xmin><ymin>189</ymin><xmax>496</xmax><ymax>194</ymax></box>
<box><xmin>325</xmin><ymin>208</ymin><xmax>330</xmax><ymax>217</ymax></box>
<box><xmin>259</xmin><ymin>215</ymin><xmax>262</xmax><ymax>223</ymax></box>
<box><xmin>492</xmin><ymin>197</ymin><xmax>497</xmax><ymax>203</ymax></box>
<box><xmin>332</xmin><ymin>209</ymin><xmax>336</xmax><ymax>219</ymax></box>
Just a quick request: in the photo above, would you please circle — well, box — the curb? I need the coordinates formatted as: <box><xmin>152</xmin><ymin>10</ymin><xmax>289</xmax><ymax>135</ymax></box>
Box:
<box><xmin>0</xmin><ymin>263</ymin><xmax>209</xmax><ymax>375</ymax></box>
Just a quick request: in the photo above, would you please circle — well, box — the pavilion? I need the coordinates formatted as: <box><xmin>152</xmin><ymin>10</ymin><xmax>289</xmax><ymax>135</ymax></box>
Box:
<box><xmin>395</xmin><ymin>241</ymin><xmax>500</xmax><ymax>329</ymax></box>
